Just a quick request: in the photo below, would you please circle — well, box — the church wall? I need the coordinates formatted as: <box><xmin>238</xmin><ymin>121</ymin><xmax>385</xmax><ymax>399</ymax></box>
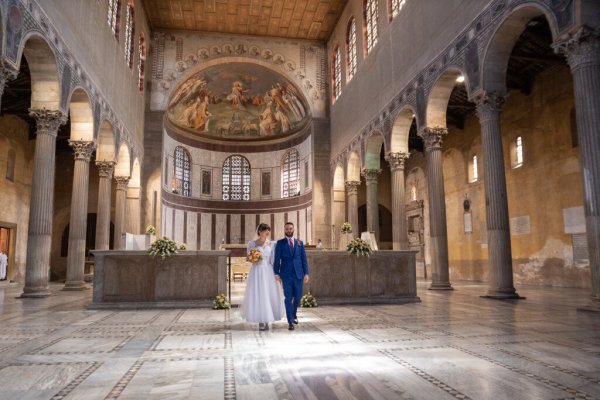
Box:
<box><xmin>33</xmin><ymin>0</ymin><xmax>150</xmax><ymax>152</ymax></box>
<box><xmin>411</xmin><ymin>66</ymin><xmax>588</xmax><ymax>288</ymax></box>
<box><xmin>142</xmin><ymin>111</ymin><xmax>163</xmax><ymax>235</ymax></box>
<box><xmin>327</xmin><ymin>0</ymin><xmax>491</xmax><ymax>157</ymax></box>
<box><xmin>0</xmin><ymin>116</ymin><xmax>34</xmax><ymax>282</ymax></box>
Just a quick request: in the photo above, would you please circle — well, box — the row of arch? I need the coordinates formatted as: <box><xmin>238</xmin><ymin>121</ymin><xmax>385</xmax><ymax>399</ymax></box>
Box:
<box><xmin>333</xmin><ymin>2</ymin><xmax>563</xmax><ymax>170</ymax></box>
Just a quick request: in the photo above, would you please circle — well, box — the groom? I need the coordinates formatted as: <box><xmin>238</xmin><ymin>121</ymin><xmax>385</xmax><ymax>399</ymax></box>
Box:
<box><xmin>273</xmin><ymin>222</ymin><xmax>310</xmax><ymax>331</ymax></box>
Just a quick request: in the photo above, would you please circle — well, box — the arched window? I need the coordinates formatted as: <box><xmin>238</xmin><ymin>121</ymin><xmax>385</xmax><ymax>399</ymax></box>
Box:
<box><xmin>222</xmin><ymin>155</ymin><xmax>251</xmax><ymax>201</ymax></box>
<box><xmin>511</xmin><ymin>136</ymin><xmax>524</xmax><ymax>168</ymax></box>
<box><xmin>138</xmin><ymin>34</ymin><xmax>146</xmax><ymax>92</ymax></box>
<box><xmin>332</xmin><ymin>46</ymin><xmax>342</xmax><ymax>101</ymax></box>
<box><xmin>346</xmin><ymin>18</ymin><xmax>357</xmax><ymax>81</ymax></box>
<box><xmin>282</xmin><ymin>149</ymin><xmax>300</xmax><ymax>198</ymax></box>
<box><xmin>124</xmin><ymin>2</ymin><xmax>135</xmax><ymax>68</ymax></box>
<box><xmin>389</xmin><ymin>0</ymin><xmax>406</xmax><ymax>20</ymax></box>
<box><xmin>364</xmin><ymin>0</ymin><xmax>379</xmax><ymax>55</ymax></box>
<box><xmin>107</xmin><ymin>0</ymin><xmax>121</xmax><ymax>40</ymax></box>
<box><xmin>174</xmin><ymin>146</ymin><xmax>191</xmax><ymax>197</ymax></box>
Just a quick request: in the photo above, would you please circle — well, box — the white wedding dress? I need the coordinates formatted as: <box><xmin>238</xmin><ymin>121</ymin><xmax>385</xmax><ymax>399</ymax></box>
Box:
<box><xmin>241</xmin><ymin>240</ymin><xmax>284</xmax><ymax>323</ymax></box>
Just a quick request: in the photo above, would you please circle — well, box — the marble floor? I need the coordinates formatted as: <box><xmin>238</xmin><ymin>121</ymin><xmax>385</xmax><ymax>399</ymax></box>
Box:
<box><xmin>0</xmin><ymin>280</ymin><xmax>599</xmax><ymax>400</ymax></box>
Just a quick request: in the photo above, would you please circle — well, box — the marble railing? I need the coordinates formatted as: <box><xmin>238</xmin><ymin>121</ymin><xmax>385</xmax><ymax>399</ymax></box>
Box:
<box><xmin>304</xmin><ymin>250</ymin><xmax>420</xmax><ymax>304</ymax></box>
<box><xmin>91</xmin><ymin>250</ymin><xmax>229</xmax><ymax>308</ymax></box>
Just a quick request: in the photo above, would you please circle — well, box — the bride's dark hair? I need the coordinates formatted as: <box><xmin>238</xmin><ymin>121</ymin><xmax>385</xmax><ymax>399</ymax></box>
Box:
<box><xmin>256</xmin><ymin>223</ymin><xmax>271</xmax><ymax>235</ymax></box>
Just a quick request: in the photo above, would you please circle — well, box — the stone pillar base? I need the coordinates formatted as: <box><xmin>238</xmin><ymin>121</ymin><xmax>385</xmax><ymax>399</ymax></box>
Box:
<box><xmin>20</xmin><ymin>288</ymin><xmax>51</xmax><ymax>298</ymax></box>
<box><xmin>428</xmin><ymin>282</ymin><xmax>453</xmax><ymax>290</ymax></box>
<box><xmin>481</xmin><ymin>291</ymin><xmax>525</xmax><ymax>300</ymax></box>
<box><xmin>63</xmin><ymin>281</ymin><xmax>89</xmax><ymax>291</ymax></box>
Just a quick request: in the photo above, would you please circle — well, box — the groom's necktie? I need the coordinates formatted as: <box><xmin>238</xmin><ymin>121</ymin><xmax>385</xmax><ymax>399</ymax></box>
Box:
<box><xmin>289</xmin><ymin>238</ymin><xmax>294</xmax><ymax>251</ymax></box>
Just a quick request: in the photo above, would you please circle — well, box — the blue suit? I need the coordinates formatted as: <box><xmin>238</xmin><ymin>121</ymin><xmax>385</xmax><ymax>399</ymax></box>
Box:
<box><xmin>273</xmin><ymin>237</ymin><xmax>310</xmax><ymax>324</ymax></box>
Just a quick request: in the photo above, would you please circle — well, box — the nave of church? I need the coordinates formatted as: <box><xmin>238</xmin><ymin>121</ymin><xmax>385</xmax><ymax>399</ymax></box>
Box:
<box><xmin>1</xmin><ymin>281</ymin><xmax>599</xmax><ymax>400</ymax></box>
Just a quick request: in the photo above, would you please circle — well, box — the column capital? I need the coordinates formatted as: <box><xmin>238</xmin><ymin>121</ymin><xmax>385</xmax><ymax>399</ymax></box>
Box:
<box><xmin>418</xmin><ymin>127</ymin><xmax>448</xmax><ymax>150</ymax></box>
<box><xmin>361</xmin><ymin>168</ymin><xmax>382</xmax><ymax>182</ymax></box>
<box><xmin>114</xmin><ymin>176</ymin><xmax>130</xmax><ymax>191</ymax></box>
<box><xmin>96</xmin><ymin>161</ymin><xmax>116</xmax><ymax>178</ymax></box>
<box><xmin>552</xmin><ymin>25</ymin><xmax>600</xmax><ymax>71</ymax></box>
<box><xmin>28</xmin><ymin>109</ymin><xmax>67</xmax><ymax>137</ymax></box>
<box><xmin>344</xmin><ymin>180</ymin><xmax>361</xmax><ymax>194</ymax></box>
<box><xmin>474</xmin><ymin>91</ymin><xmax>506</xmax><ymax>122</ymax></box>
<box><xmin>386</xmin><ymin>152</ymin><xmax>410</xmax><ymax>172</ymax></box>
<box><xmin>69</xmin><ymin>140</ymin><xmax>96</xmax><ymax>161</ymax></box>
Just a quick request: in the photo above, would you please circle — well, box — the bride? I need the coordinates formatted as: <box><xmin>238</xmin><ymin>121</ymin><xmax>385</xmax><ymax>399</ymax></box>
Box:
<box><xmin>241</xmin><ymin>223</ymin><xmax>284</xmax><ymax>330</ymax></box>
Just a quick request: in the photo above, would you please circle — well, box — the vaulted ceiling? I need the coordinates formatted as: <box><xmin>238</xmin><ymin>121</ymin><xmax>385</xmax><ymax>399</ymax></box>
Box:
<box><xmin>141</xmin><ymin>0</ymin><xmax>347</xmax><ymax>41</ymax></box>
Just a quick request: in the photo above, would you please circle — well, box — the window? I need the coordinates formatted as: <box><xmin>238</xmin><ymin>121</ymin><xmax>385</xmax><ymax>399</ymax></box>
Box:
<box><xmin>410</xmin><ymin>184</ymin><xmax>417</xmax><ymax>201</ymax></box>
<box><xmin>107</xmin><ymin>0</ymin><xmax>121</xmax><ymax>40</ymax></box>
<box><xmin>332</xmin><ymin>46</ymin><xmax>342</xmax><ymax>101</ymax></box>
<box><xmin>5</xmin><ymin>149</ymin><xmax>15</xmax><ymax>182</ymax></box>
<box><xmin>282</xmin><ymin>149</ymin><xmax>300</xmax><ymax>198</ymax></box>
<box><xmin>389</xmin><ymin>0</ymin><xmax>406</xmax><ymax>20</ymax></box>
<box><xmin>304</xmin><ymin>160</ymin><xmax>310</xmax><ymax>190</ymax></box>
<box><xmin>346</xmin><ymin>18</ymin><xmax>357</xmax><ymax>81</ymax></box>
<box><xmin>137</xmin><ymin>34</ymin><xmax>146</xmax><ymax>92</ymax></box>
<box><xmin>364</xmin><ymin>0</ymin><xmax>379</xmax><ymax>55</ymax></box>
<box><xmin>174</xmin><ymin>146</ymin><xmax>191</xmax><ymax>197</ymax></box>
<box><xmin>468</xmin><ymin>155</ymin><xmax>479</xmax><ymax>183</ymax></box>
<box><xmin>124</xmin><ymin>3</ymin><xmax>135</xmax><ymax>68</ymax></box>
<box><xmin>222</xmin><ymin>155</ymin><xmax>251</xmax><ymax>201</ymax></box>
<box><xmin>510</xmin><ymin>136</ymin><xmax>524</xmax><ymax>168</ymax></box>
<box><xmin>201</xmin><ymin>170</ymin><xmax>211</xmax><ymax>195</ymax></box>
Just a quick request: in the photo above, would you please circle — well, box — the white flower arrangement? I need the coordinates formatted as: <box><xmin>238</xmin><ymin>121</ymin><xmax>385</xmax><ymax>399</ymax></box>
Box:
<box><xmin>213</xmin><ymin>293</ymin><xmax>231</xmax><ymax>309</ymax></box>
<box><xmin>341</xmin><ymin>222</ymin><xmax>352</xmax><ymax>234</ymax></box>
<box><xmin>148</xmin><ymin>236</ymin><xmax>178</xmax><ymax>259</ymax></box>
<box><xmin>347</xmin><ymin>238</ymin><xmax>371</xmax><ymax>256</ymax></box>
<box><xmin>145</xmin><ymin>225</ymin><xmax>156</xmax><ymax>235</ymax></box>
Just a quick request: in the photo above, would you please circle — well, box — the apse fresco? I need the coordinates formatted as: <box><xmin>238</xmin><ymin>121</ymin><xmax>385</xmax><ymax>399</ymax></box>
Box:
<box><xmin>167</xmin><ymin>63</ymin><xmax>308</xmax><ymax>139</ymax></box>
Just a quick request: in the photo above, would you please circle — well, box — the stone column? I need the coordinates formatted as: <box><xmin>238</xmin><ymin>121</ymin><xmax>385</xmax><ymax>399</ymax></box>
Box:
<box><xmin>0</xmin><ymin>64</ymin><xmax>18</xmax><ymax>109</ymax></box>
<box><xmin>21</xmin><ymin>109</ymin><xmax>67</xmax><ymax>298</ymax></box>
<box><xmin>64</xmin><ymin>141</ymin><xmax>96</xmax><ymax>291</ymax></box>
<box><xmin>475</xmin><ymin>93</ymin><xmax>520</xmax><ymax>299</ymax></box>
<box><xmin>125</xmin><ymin>186</ymin><xmax>141</xmax><ymax>234</ymax></box>
<box><xmin>419</xmin><ymin>127</ymin><xmax>453</xmax><ymax>290</ymax></box>
<box><xmin>95</xmin><ymin>161</ymin><xmax>115</xmax><ymax>250</ymax></box>
<box><xmin>361</xmin><ymin>169</ymin><xmax>381</xmax><ymax>241</ymax></box>
<box><xmin>554</xmin><ymin>27</ymin><xmax>600</xmax><ymax>305</ymax></box>
<box><xmin>345</xmin><ymin>180</ymin><xmax>361</xmax><ymax>238</ymax></box>
<box><xmin>113</xmin><ymin>176</ymin><xmax>130</xmax><ymax>250</ymax></box>
<box><xmin>386</xmin><ymin>152</ymin><xmax>410</xmax><ymax>250</ymax></box>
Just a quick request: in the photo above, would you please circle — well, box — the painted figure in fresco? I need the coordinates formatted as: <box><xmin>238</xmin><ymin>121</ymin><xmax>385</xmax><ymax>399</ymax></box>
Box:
<box><xmin>227</xmin><ymin>81</ymin><xmax>248</xmax><ymax>110</ymax></box>
<box><xmin>168</xmin><ymin>76</ymin><xmax>206</xmax><ymax>110</ymax></box>
<box><xmin>259</xmin><ymin>102</ymin><xmax>278</xmax><ymax>136</ymax></box>
<box><xmin>274</xmin><ymin>105</ymin><xmax>291</xmax><ymax>133</ymax></box>
<box><xmin>270</xmin><ymin>84</ymin><xmax>291</xmax><ymax>114</ymax></box>
<box><xmin>181</xmin><ymin>95</ymin><xmax>211</xmax><ymax>131</ymax></box>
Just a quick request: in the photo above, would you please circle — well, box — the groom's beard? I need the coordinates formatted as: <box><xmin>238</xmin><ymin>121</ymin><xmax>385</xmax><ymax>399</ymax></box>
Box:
<box><xmin>285</xmin><ymin>232</ymin><xmax>294</xmax><ymax>238</ymax></box>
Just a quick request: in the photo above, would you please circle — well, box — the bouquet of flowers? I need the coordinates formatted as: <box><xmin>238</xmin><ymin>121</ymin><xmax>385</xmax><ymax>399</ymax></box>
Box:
<box><xmin>213</xmin><ymin>293</ymin><xmax>231</xmax><ymax>310</ymax></box>
<box><xmin>148</xmin><ymin>236</ymin><xmax>178</xmax><ymax>259</ymax></box>
<box><xmin>341</xmin><ymin>222</ymin><xmax>352</xmax><ymax>234</ymax></box>
<box><xmin>300</xmin><ymin>292</ymin><xmax>318</xmax><ymax>308</ymax></box>
<box><xmin>145</xmin><ymin>225</ymin><xmax>156</xmax><ymax>235</ymax></box>
<box><xmin>179</xmin><ymin>243</ymin><xmax>187</xmax><ymax>250</ymax></box>
<box><xmin>247</xmin><ymin>248</ymin><xmax>263</xmax><ymax>263</ymax></box>
<box><xmin>347</xmin><ymin>238</ymin><xmax>371</xmax><ymax>256</ymax></box>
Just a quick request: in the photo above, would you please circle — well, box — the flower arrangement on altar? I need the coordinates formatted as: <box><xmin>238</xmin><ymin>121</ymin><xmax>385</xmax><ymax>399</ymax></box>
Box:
<box><xmin>247</xmin><ymin>248</ymin><xmax>263</xmax><ymax>263</ymax></box>
<box><xmin>341</xmin><ymin>222</ymin><xmax>352</xmax><ymax>234</ymax></box>
<box><xmin>145</xmin><ymin>225</ymin><xmax>156</xmax><ymax>235</ymax></box>
<box><xmin>213</xmin><ymin>293</ymin><xmax>231</xmax><ymax>310</ymax></box>
<box><xmin>148</xmin><ymin>236</ymin><xmax>178</xmax><ymax>259</ymax></box>
<box><xmin>347</xmin><ymin>238</ymin><xmax>371</xmax><ymax>256</ymax></box>
<box><xmin>300</xmin><ymin>292</ymin><xmax>318</xmax><ymax>308</ymax></box>
<box><xmin>179</xmin><ymin>243</ymin><xmax>187</xmax><ymax>250</ymax></box>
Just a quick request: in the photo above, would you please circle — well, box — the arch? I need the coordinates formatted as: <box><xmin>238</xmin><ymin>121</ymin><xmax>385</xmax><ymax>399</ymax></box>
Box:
<box><xmin>281</xmin><ymin>148</ymin><xmax>300</xmax><ymax>198</ymax></box>
<box><xmin>115</xmin><ymin>142</ymin><xmax>131</xmax><ymax>177</ymax></box>
<box><xmin>130</xmin><ymin>157</ymin><xmax>141</xmax><ymax>188</ymax></box>
<box><xmin>333</xmin><ymin>164</ymin><xmax>345</xmax><ymax>191</ymax></box>
<box><xmin>391</xmin><ymin>105</ymin><xmax>416</xmax><ymax>153</ymax></box>
<box><xmin>364</xmin><ymin>131</ymin><xmax>385</xmax><ymax>169</ymax></box>
<box><xmin>18</xmin><ymin>33</ymin><xmax>61</xmax><ymax>110</ymax></box>
<box><xmin>347</xmin><ymin>151</ymin><xmax>362</xmax><ymax>181</ymax></box>
<box><xmin>97</xmin><ymin>120</ymin><xmax>116</xmax><ymax>161</ymax></box>
<box><xmin>425</xmin><ymin>67</ymin><xmax>470</xmax><ymax>129</ymax></box>
<box><xmin>68</xmin><ymin>87</ymin><xmax>94</xmax><ymax>141</ymax></box>
<box><xmin>481</xmin><ymin>3</ymin><xmax>559</xmax><ymax>95</ymax></box>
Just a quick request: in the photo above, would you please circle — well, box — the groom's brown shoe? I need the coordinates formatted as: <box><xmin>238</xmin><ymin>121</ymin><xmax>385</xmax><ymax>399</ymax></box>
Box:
<box><xmin>288</xmin><ymin>324</ymin><xmax>295</xmax><ymax>330</ymax></box>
